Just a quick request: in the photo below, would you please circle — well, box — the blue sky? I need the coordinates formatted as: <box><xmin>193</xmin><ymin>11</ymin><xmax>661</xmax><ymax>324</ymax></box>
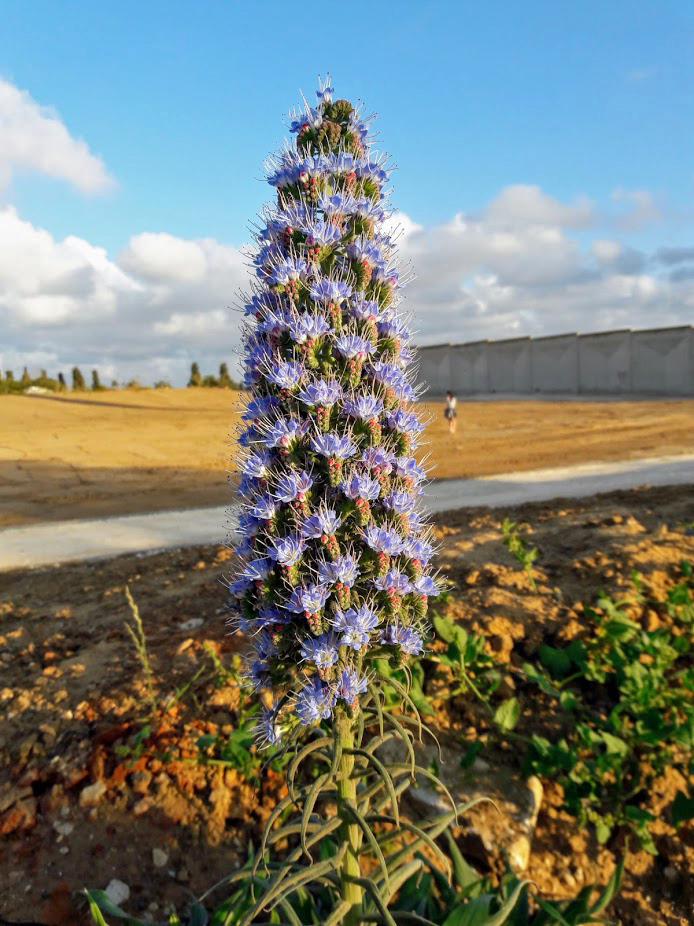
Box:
<box><xmin>0</xmin><ymin>0</ymin><xmax>692</xmax><ymax>383</ymax></box>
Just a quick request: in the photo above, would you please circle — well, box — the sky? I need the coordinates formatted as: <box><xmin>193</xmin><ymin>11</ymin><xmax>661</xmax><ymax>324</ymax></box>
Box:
<box><xmin>0</xmin><ymin>0</ymin><xmax>692</xmax><ymax>385</ymax></box>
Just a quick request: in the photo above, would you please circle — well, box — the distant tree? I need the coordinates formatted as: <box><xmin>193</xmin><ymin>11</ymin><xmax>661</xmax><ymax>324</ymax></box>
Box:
<box><xmin>219</xmin><ymin>362</ymin><xmax>233</xmax><ymax>388</ymax></box>
<box><xmin>188</xmin><ymin>362</ymin><xmax>202</xmax><ymax>387</ymax></box>
<box><xmin>201</xmin><ymin>374</ymin><xmax>219</xmax><ymax>388</ymax></box>
<box><xmin>125</xmin><ymin>379</ymin><xmax>143</xmax><ymax>390</ymax></box>
<box><xmin>91</xmin><ymin>369</ymin><xmax>105</xmax><ymax>391</ymax></box>
<box><xmin>153</xmin><ymin>380</ymin><xmax>171</xmax><ymax>389</ymax></box>
<box><xmin>20</xmin><ymin>367</ymin><xmax>31</xmax><ymax>387</ymax></box>
<box><xmin>72</xmin><ymin>367</ymin><xmax>86</xmax><ymax>391</ymax></box>
<box><xmin>110</xmin><ymin>380</ymin><xmax>119</xmax><ymax>388</ymax></box>
<box><xmin>5</xmin><ymin>371</ymin><xmax>14</xmax><ymax>382</ymax></box>
<box><xmin>40</xmin><ymin>368</ymin><xmax>48</xmax><ymax>379</ymax></box>
<box><xmin>33</xmin><ymin>371</ymin><xmax>60</xmax><ymax>392</ymax></box>
<box><xmin>58</xmin><ymin>372</ymin><xmax>67</xmax><ymax>391</ymax></box>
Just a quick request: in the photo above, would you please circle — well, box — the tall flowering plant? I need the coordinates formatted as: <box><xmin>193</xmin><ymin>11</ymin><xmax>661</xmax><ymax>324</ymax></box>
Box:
<box><xmin>226</xmin><ymin>80</ymin><xmax>521</xmax><ymax>926</ymax></box>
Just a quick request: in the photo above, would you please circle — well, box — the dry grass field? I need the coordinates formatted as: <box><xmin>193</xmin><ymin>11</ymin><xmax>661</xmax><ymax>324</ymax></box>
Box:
<box><xmin>1</xmin><ymin>389</ymin><xmax>692</xmax><ymax>527</ymax></box>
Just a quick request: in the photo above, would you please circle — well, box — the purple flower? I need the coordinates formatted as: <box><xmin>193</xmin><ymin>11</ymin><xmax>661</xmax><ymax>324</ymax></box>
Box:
<box><xmin>261</xmin><ymin>416</ymin><xmax>306</xmax><ymax>448</ymax></box>
<box><xmin>364</xmin><ymin>526</ymin><xmax>405</xmax><ymax>556</ymax></box>
<box><xmin>344</xmin><ymin>394</ymin><xmax>383</xmax><ymax>420</ymax></box>
<box><xmin>394</xmin><ymin>456</ymin><xmax>427</xmax><ymax>483</ymax></box>
<box><xmin>310</xmin><ymin>279</ymin><xmax>352</xmax><ymax>303</ymax></box>
<box><xmin>288</xmin><ymin>313</ymin><xmax>332</xmax><ymax>344</ymax></box>
<box><xmin>361</xmin><ymin>447</ymin><xmax>394</xmax><ymax>474</ymax></box>
<box><xmin>381</xmin><ymin>623</ymin><xmax>424</xmax><ymax>656</ymax></box>
<box><xmin>316</xmin><ymin>83</ymin><xmax>334</xmax><ymax>104</ymax></box>
<box><xmin>301</xmin><ymin>507</ymin><xmax>342</xmax><ymax>539</ymax></box>
<box><xmin>373</xmin><ymin>570</ymin><xmax>413</xmax><ymax>595</ymax></box>
<box><xmin>306</xmin><ymin>219</ymin><xmax>343</xmax><ymax>247</ymax></box>
<box><xmin>229</xmin><ymin>575</ymin><xmax>253</xmax><ymax>598</ymax></box>
<box><xmin>269</xmin><ymin>534</ymin><xmax>306</xmax><ymax>567</ymax></box>
<box><xmin>265</xmin><ymin>362</ymin><xmax>305</xmax><ymax>391</ymax></box>
<box><xmin>246</xmin><ymin>660</ymin><xmax>271</xmax><ymax>691</ymax></box>
<box><xmin>403</xmin><ymin>536</ymin><xmax>435</xmax><ymax>564</ymax></box>
<box><xmin>385</xmin><ymin>409</ymin><xmax>424</xmax><ymax>433</ymax></box>
<box><xmin>334</xmin><ymin>335</ymin><xmax>374</xmax><ymax>361</ymax></box>
<box><xmin>257</xmin><ymin>606</ymin><xmax>291</xmax><ymax>628</ymax></box>
<box><xmin>317</xmin><ymin>554</ymin><xmax>360</xmax><ymax>588</ymax></box>
<box><xmin>382</xmin><ymin>491</ymin><xmax>416</xmax><ymax>515</ymax></box>
<box><xmin>254</xmin><ymin>704</ymin><xmax>282</xmax><ymax>747</ymax></box>
<box><xmin>298</xmin><ymin>379</ymin><xmax>342</xmax><ymax>408</ymax></box>
<box><xmin>333</xmin><ymin>605</ymin><xmax>379</xmax><ymax>650</ymax></box>
<box><xmin>335</xmin><ymin>668</ymin><xmax>368</xmax><ymax>704</ymax></box>
<box><xmin>342</xmin><ymin>472</ymin><xmax>380</xmax><ymax>501</ymax></box>
<box><xmin>243</xmin><ymin>396</ymin><xmax>278</xmax><ymax>421</ymax></box>
<box><xmin>242</xmin><ymin>557</ymin><xmax>273</xmax><ymax>581</ymax></box>
<box><xmin>249</xmin><ymin>494</ymin><xmax>277</xmax><ymax>520</ymax></box>
<box><xmin>268</xmin><ymin>257</ymin><xmax>308</xmax><ymax>284</ymax></box>
<box><xmin>348</xmin><ymin>297</ymin><xmax>381</xmax><ymax>322</ymax></box>
<box><xmin>287</xmin><ymin>584</ymin><xmax>331</xmax><ymax>615</ymax></box>
<box><xmin>273</xmin><ymin>470</ymin><xmax>314</xmax><ymax>503</ymax></box>
<box><xmin>300</xmin><ymin>632</ymin><xmax>340</xmax><ymax>668</ymax></box>
<box><xmin>240</xmin><ymin>450</ymin><xmax>272</xmax><ymax>479</ymax></box>
<box><xmin>295</xmin><ymin>677</ymin><xmax>335</xmax><ymax>725</ymax></box>
<box><xmin>412</xmin><ymin>575</ymin><xmax>440</xmax><ymax>596</ymax></box>
<box><xmin>311</xmin><ymin>432</ymin><xmax>357</xmax><ymax>460</ymax></box>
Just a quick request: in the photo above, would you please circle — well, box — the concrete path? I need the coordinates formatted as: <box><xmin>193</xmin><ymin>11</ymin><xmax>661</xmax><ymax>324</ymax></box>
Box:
<box><xmin>1</xmin><ymin>454</ymin><xmax>692</xmax><ymax>572</ymax></box>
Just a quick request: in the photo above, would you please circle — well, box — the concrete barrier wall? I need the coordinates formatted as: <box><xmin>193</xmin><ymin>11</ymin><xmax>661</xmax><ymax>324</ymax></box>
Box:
<box><xmin>417</xmin><ymin>326</ymin><xmax>693</xmax><ymax>396</ymax></box>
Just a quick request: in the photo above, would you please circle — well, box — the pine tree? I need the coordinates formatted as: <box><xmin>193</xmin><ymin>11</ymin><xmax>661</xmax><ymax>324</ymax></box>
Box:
<box><xmin>72</xmin><ymin>367</ymin><xmax>86</xmax><ymax>391</ymax></box>
<box><xmin>58</xmin><ymin>373</ymin><xmax>67</xmax><ymax>391</ymax></box>
<box><xmin>20</xmin><ymin>367</ymin><xmax>31</xmax><ymax>387</ymax></box>
<box><xmin>219</xmin><ymin>362</ymin><xmax>233</xmax><ymax>388</ymax></box>
<box><xmin>91</xmin><ymin>369</ymin><xmax>104</xmax><ymax>391</ymax></box>
<box><xmin>188</xmin><ymin>362</ymin><xmax>201</xmax><ymax>387</ymax></box>
<box><xmin>5</xmin><ymin>371</ymin><xmax>14</xmax><ymax>382</ymax></box>
<box><xmin>228</xmin><ymin>79</ymin><xmax>443</xmax><ymax>923</ymax></box>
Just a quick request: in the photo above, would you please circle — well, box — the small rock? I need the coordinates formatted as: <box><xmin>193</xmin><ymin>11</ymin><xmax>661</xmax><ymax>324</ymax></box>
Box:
<box><xmin>663</xmin><ymin>866</ymin><xmax>678</xmax><ymax>882</ymax></box>
<box><xmin>179</xmin><ymin>618</ymin><xmax>204</xmax><ymax>631</ymax></box>
<box><xmin>176</xmin><ymin>868</ymin><xmax>190</xmax><ymax>883</ymax></box>
<box><xmin>562</xmin><ymin>870</ymin><xmax>577</xmax><ymax>888</ymax></box>
<box><xmin>105</xmin><ymin>879</ymin><xmax>130</xmax><ymax>906</ymax></box>
<box><xmin>152</xmin><ymin>847</ymin><xmax>168</xmax><ymax>868</ymax></box>
<box><xmin>80</xmin><ymin>780</ymin><xmax>107</xmax><ymax>808</ymax></box>
<box><xmin>131</xmin><ymin>770</ymin><xmax>152</xmax><ymax>795</ymax></box>
<box><xmin>53</xmin><ymin>820</ymin><xmax>74</xmax><ymax>837</ymax></box>
<box><xmin>59</xmin><ymin>846</ymin><xmax>69</xmax><ymax>856</ymax></box>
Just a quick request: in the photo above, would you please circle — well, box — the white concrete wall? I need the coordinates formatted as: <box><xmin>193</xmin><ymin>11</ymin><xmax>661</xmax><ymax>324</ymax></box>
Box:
<box><xmin>416</xmin><ymin>326</ymin><xmax>693</xmax><ymax>396</ymax></box>
<box><xmin>631</xmin><ymin>326</ymin><xmax>693</xmax><ymax>395</ymax></box>
<box><xmin>531</xmin><ymin>334</ymin><xmax>578</xmax><ymax>393</ymax></box>
<box><xmin>487</xmin><ymin>338</ymin><xmax>531</xmax><ymax>393</ymax></box>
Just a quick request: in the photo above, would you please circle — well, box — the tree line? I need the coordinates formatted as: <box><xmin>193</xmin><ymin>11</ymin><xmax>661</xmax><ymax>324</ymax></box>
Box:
<box><xmin>0</xmin><ymin>362</ymin><xmax>241</xmax><ymax>395</ymax></box>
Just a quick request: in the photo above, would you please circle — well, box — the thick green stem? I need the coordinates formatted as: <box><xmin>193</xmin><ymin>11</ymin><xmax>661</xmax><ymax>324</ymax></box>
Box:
<box><xmin>337</xmin><ymin>713</ymin><xmax>363</xmax><ymax>925</ymax></box>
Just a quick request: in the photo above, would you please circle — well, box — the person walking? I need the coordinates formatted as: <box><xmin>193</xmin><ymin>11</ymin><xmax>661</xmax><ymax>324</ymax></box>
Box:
<box><xmin>444</xmin><ymin>390</ymin><xmax>457</xmax><ymax>434</ymax></box>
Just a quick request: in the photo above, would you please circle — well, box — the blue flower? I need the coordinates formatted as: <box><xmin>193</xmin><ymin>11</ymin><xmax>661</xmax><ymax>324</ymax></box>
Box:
<box><xmin>412</xmin><ymin>575</ymin><xmax>440</xmax><ymax>596</ymax></box>
<box><xmin>334</xmin><ymin>335</ymin><xmax>374</xmax><ymax>361</ymax></box>
<box><xmin>257</xmin><ymin>606</ymin><xmax>291</xmax><ymax>628</ymax></box>
<box><xmin>268</xmin><ymin>257</ymin><xmax>308</xmax><ymax>284</ymax></box>
<box><xmin>310</xmin><ymin>432</ymin><xmax>357</xmax><ymax>460</ymax></box>
<box><xmin>317</xmin><ymin>554</ymin><xmax>360</xmax><ymax>588</ymax></box>
<box><xmin>300</xmin><ymin>632</ymin><xmax>341</xmax><ymax>668</ymax></box>
<box><xmin>240</xmin><ymin>450</ymin><xmax>272</xmax><ymax>478</ymax></box>
<box><xmin>229</xmin><ymin>575</ymin><xmax>253</xmax><ymax>598</ymax></box>
<box><xmin>246</xmin><ymin>659</ymin><xmax>271</xmax><ymax>691</ymax></box>
<box><xmin>310</xmin><ymin>279</ymin><xmax>352</xmax><ymax>303</ymax></box>
<box><xmin>348</xmin><ymin>297</ymin><xmax>381</xmax><ymax>322</ymax></box>
<box><xmin>381</xmin><ymin>623</ymin><xmax>424</xmax><ymax>656</ymax></box>
<box><xmin>306</xmin><ymin>219</ymin><xmax>343</xmax><ymax>247</ymax></box>
<box><xmin>298</xmin><ymin>379</ymin><xmax>342</xmax><ymax>408</ymax></box>
<box><xmin>403</xmin><ymin>536</ymin><xmax>435</xmax><ymax>564</ymax></box>
<box><xmin>295</xmin><ymin>677</ymin><xmax>335</xmax><ymax>725</ymax></box>
<box><xmin>265</xmin><ymin>363</ymin><xmax>305</xmax><ymax>391</ymax></box>
<box><xmin>333</xmin><ymin>605</ymin><xmax>379</xmax><ymax>650</ymax></box>
<box><xmin>385</xmin><ymin>409</ymin><xmax>425</xmax><ymax>433</ymax></box>
<box><xmin>301</xmin><ymin>507</ymin><xmax>342</xmax><ymax>539</ymax></box>
<box><xmin>249</xmin><ymin>494</ymin><xmax>278</xmax><ymax>520</ymax></box>
<box><xmin>241</xmin><ymin>557</ymin><xmax>273</xmax><ymax>581</ymax></box>
<box><xmin>261</xmin><ymin>416</ymin><xmax>305</xmax><ymax>448</ymax></box>
<box><xmin>382</xmin><ymin>491</ymin><xmax>416</xmax><ymax>515</ymax></box>
<box><xmin>316</xmin><ymin>84</ymin><xmax>334</xmax><ymax>104</ymax></box>
<box><xmin>394</xmin><ymin>456</ymin><xmax>427</xmax><ymax>483</ymax></box>
<box><xmin>364</xmin><ymin>526</ymin><xmax>405</xmax><ymax>556</ymax></box>
<box><xmin>287</xmin><ymin>584</ymin><xmax>331</xmax><ymax>615</ymax></box>
<box><xmin>273</xmin><ymin>470</ymin><xmax>314</xmax><ymax>503</ymax></box>
<box><xmin>344</xmin><ymin>394</ymin><xmax>383</xmax><ymax>420</ymax></box>
<box><xmin>243</xmin><ymin>396</ymin><xmax>278</xmax><ymax>421</ymax></box>
<box><xmin>254</xmin><ymin>704</ymin><xmax>283</xmax><ymax>747</ymax></box>
<box><xmin>335</xmin><ymin>668</ymin><xmax>368</xmax><ymax>704</ymax></box>
<box><xmin>269</xmin><ymin>534</ymin><xmax>306</xmax><ymax>567</ymax></box>
<box><xmin>342</xmin><ymin>472</ymin><xmax>380</xmax><ymax>501</ymax></box>
<box><xmin>373</xmin><ymin>571</ymin><xmax>413</xmax><ymax>595</ymax></box>
<box><xmin>360</xmin><ymin>447</ymin><xmax>395</xmax><ymax>474</ymax></box>
<box><xmin>288</xmin><ymin>313</ymin><xmax>332</xmax><ymax>344</ymax></box>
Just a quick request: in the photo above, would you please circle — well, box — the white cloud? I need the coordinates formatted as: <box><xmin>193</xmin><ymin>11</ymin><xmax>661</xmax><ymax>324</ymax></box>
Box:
<box><xmin>611</xmin><ymin>188</ymin><xmax>663</xmax><ymax>230</ymax></box>
<box><xmin>0</xmin><ymin>77</ymin><xmax>115</xmax><ymax>194</ymax></box>
<box><xmin>482</xmin><ymin>184</ymin><xmax>595</xmax><ymax>229</ymax></box>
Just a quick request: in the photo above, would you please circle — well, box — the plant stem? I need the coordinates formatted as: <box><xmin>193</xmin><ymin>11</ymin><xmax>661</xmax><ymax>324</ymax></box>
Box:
<box><xmin>336</xmin><ymin>713</ymin><xmax>363</xmax><ymax>925</ymax></box>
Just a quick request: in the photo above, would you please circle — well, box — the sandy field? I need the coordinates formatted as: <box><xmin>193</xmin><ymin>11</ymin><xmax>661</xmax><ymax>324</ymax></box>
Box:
<box><xmin>0</xmin><ymin>484</ymin><xmax>692</xmax><ymax>924</ymax></box>
<box><xmin>1</xmin><ymin>389</ymin><xmax>692</xmax><ymax>527</ymax></box>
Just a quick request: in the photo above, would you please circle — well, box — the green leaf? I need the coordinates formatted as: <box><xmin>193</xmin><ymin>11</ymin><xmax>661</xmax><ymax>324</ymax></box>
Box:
<box><xmin>445</xmin><ymin>830</ymin><xmax>480</xmax><ymax>890</ymax></box>
<box><xmin>600</xmin><ymin>732</ymin><xmax>629</xmax><ymax>756</ymax></box>
<box><xmin>559</xmin><ymin>690</ymin><xmax>578</xmax><ymax>712</ymax></box>
<box><xmin>671</xmin><ymin>790</ymin><xmax>694</xmax><ymax>826</ymax></box>
<box><xmin>187</xmin><ymin>902</ymin><xmax>208</xmax><ymax>926</ymax></box>
<box><xmin>595</xmin><ymin>822</ymin><xmax>611</xmax><ymax>844</ymax></box>
<box><xmin>83</xmin><ymin>889</ymin><xmax>144</xmax><ymax>924</ymax></box>
<box><xmin>590</xmin><ymin>853</ymin><xmax>625</xmax><ymax>915</ymax></box>
<box><xmin>493</xmin><ymin>697</ymin><xmax>520</xmax><ymax>732</ymax></box>
<box><xmin>538</xmin><ymin>645</ymin><xmax>572</xmax><ymax>678</ymax></box>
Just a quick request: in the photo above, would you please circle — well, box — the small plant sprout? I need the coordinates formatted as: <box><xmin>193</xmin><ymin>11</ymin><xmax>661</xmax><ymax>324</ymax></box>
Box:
<box><xmin>501</xmin><ymin>517</ymin><xmax>539</xmax><ymax>590</ymax></box>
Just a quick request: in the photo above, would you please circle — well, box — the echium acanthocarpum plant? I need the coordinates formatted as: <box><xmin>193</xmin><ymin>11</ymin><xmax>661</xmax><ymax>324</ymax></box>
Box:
<box><xmin>225</xmin><ymin>79</ymin><xmax>523</xmax><ymax>926</ymax></box>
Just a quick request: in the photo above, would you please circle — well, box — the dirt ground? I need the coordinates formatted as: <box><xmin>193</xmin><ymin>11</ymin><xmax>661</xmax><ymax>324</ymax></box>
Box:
<box><xmin>1</xmin><ymin>484</ymin><xmax>692</xmax><ymax>925</ymax></box>
<box><xmin>1</xmin><ymin>390</ymin><xmax>692</xmax><ymax>527</ymax></box>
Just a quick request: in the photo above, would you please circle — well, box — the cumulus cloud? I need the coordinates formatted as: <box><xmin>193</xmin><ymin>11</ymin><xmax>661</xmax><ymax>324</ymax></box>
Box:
<box><xmin>0</xmin><ymin>77</ymin><xmax>115</xmax><ymax>194</ymax></box>
<box><xmin>2</xmin><ymin>184</ymin><xmax>692</xmax><ymax>385</ymax></box>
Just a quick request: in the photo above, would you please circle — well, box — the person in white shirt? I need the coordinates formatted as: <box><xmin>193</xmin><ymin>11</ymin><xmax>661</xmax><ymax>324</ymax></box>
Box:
<box><xmin>444</xmin><ymin>391</ymin><xmax>457</xmax><ymax>434</ymax></box>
